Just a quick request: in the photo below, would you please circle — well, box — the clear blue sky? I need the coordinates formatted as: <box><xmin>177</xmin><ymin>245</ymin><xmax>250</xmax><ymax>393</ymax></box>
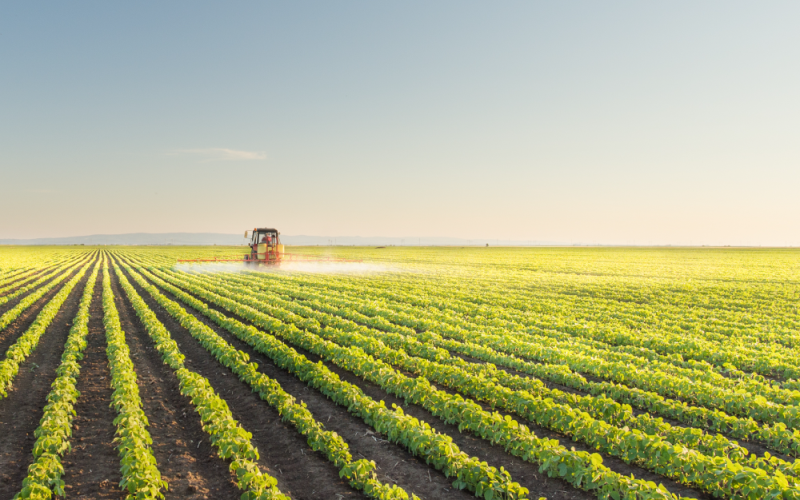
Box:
<box><xmin>2</xmin><ymin>2</ymin><xmax>798</xmax><ymax>245</ymax></box>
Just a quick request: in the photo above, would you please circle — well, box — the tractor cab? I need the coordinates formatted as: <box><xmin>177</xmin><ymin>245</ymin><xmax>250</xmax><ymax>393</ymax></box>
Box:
<box><xmin>245</xmin><ymin>228</ymin><xmax>284</xmax><ymax>263</ymax></box>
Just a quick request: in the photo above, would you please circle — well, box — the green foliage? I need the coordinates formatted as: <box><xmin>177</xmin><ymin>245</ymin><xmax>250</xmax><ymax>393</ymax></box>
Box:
<box><xmin>129</xmin><ymin>258</ymin><xmax>663</xmax><ymax>500</ymax></box>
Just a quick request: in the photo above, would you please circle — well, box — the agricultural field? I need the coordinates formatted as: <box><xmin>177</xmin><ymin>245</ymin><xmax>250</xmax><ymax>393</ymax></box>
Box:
<box><xmin>0</xmin><ymin>245</ymin><xmax>799</xmax><ymax>500</ymax></box>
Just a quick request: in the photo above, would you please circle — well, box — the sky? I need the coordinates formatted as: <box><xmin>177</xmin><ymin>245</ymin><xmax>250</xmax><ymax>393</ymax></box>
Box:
<box><xmin>1</xmin><ymin>2</ymin><xmax>798</xmax><ymax>245</ymax></box>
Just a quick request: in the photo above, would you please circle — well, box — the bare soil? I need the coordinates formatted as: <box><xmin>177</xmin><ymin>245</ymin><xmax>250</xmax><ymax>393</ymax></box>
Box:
<box><xmin>62</xmin><ymin>270</ymin><xmax>124</xmax><ymax>499</ymax></box>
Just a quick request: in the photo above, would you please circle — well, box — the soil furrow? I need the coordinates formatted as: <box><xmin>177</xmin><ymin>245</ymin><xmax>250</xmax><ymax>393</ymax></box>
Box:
<box><xmin>62</xmin><ymin>270</ymin><xmax>123</xmax><ymax>499</ymax></box>
<box><xmin>108</xmin><ymin>264</ymin><xmax>242</xmax><ymax>500</ymax></box>
<box><xmin>0</xmin><ymin>264</ymin><xmax>92</xmax><ymax>497</ymax></box>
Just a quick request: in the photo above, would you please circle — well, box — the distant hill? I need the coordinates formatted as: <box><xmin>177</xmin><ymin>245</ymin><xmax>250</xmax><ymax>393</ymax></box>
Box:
<box><xmin>0</xmin><ymin>233</ymin><xmax>245</xmax><ymax>246</ymax></box>
<box><xmin>282</xmin><ymin>235</ymin><xmax>558</xmax><ymax>246</ymax></box>
<box><xmin>0</xmin><ymin>233</ymin><xmax>558</xmax><ymax>246</ymax></box>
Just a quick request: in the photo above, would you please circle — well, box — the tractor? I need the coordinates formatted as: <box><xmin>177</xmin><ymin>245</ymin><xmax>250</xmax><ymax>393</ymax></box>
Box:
<box><xmin>244</xmin><ymin>228</ymin><xmax>284</xmax><ymax>263</ymax></box>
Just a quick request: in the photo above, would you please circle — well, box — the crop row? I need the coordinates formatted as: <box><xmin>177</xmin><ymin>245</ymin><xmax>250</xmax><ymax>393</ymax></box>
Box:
<box><xmin>0</xmin><ymin>254</ymin><xmax>95</xmax><ymax>330</ymax></box>
<box><xmin>111</xmin><ymin>259</ymin><xmax>295</xmax><ymax>499</ymax></box>
<box><xmin>0</xmin><ymin>266</ymin><xmax>49</xmax><ymax>295</ymax></box>
<box><xmin>253</xmin><ymin>264</ymin><xmax>800</xmax><ymax>380</ymax></box>
<box><xmin>235</xmin><ymin>269</ymin><xmax>800</xmax><ymax>431</ymax></box>
<box><xmin>245</xmin><ymin>271</ymin><xmax>799</xmax><ymax>405</ymax></box>
<box><xmin>101</xmin><ymin>259</ymin><xmax>168</xmax><ymax>499</ymax></box>
<box><xmin>0</xmin><ymin>251</ymin><xmax>86</xmax><ymax>284</ymax></box>
<box><xmin>133</xmin><ymin>252</ymin><xmax>800</xmax><ymax>450</ymax></box>
<box><xmin>0</xmin><ymin>253</ymin><xmax>87</xmax><ymax>299</ymax></box>
<box><xmin>353</xmin><ymin>282</ymin><xmax>796</xmax><ymax>403</ymax></box>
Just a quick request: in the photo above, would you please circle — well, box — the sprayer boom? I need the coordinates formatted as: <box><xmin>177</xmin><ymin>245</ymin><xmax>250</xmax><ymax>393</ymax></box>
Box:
<box><xmin>177</xmin><ymin>253</ymin><xmax>360</xmax><ymax>264</ymax></box>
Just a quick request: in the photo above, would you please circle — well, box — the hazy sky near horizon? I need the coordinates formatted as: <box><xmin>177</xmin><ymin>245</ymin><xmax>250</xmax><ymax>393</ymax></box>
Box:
<box><xmin>2</xmin><ymin>2</ymin><xmax>798</xmax><ymax>245</ymax></box>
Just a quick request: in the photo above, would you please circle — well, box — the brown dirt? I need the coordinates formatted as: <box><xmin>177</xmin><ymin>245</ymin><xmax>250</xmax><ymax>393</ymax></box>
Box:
<box><xmin>117</xmin><ymin>262</ymin><xmax>477</xmax><ymax>500</ymax></box>
<box><xmin>62</xmin><ymin>270</ymin><xmax>124</xmax><ymax>499</ymax></box>
<box><xmin>106</xmin><ymin>266</ymin><xmax>243</xmax><ymax>500</ymax></box>
<box><xmin>0</xmin><ymin>264</ymin><xmax>92</xmax><ymax>497</ymax></box>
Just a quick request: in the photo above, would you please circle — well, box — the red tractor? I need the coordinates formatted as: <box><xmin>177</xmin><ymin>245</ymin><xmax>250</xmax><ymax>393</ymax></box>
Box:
<box><xmin>244</xmin><ymin>228</ymin><xmax>284</xmax><ymax>263</ymax></box>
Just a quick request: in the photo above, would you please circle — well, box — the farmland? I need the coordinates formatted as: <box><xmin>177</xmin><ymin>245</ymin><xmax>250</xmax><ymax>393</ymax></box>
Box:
<box><xmin>0</xmin><ymin>246</ymin><xmax>799</xmax><ymax>500</ymax></box>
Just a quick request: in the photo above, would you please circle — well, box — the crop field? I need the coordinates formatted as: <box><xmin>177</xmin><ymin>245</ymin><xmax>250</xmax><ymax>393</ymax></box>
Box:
<box><xmin>0</xmin><ymin>246</ymin><xmax>799</xmax><ymax>500</ymax></box>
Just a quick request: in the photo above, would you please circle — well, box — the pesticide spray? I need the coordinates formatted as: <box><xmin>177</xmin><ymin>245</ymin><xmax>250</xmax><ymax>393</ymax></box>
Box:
<box><xmin>173</xmin><ymin>261</ymin><xmax>394</xmax><ymax>276</ymax></box>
